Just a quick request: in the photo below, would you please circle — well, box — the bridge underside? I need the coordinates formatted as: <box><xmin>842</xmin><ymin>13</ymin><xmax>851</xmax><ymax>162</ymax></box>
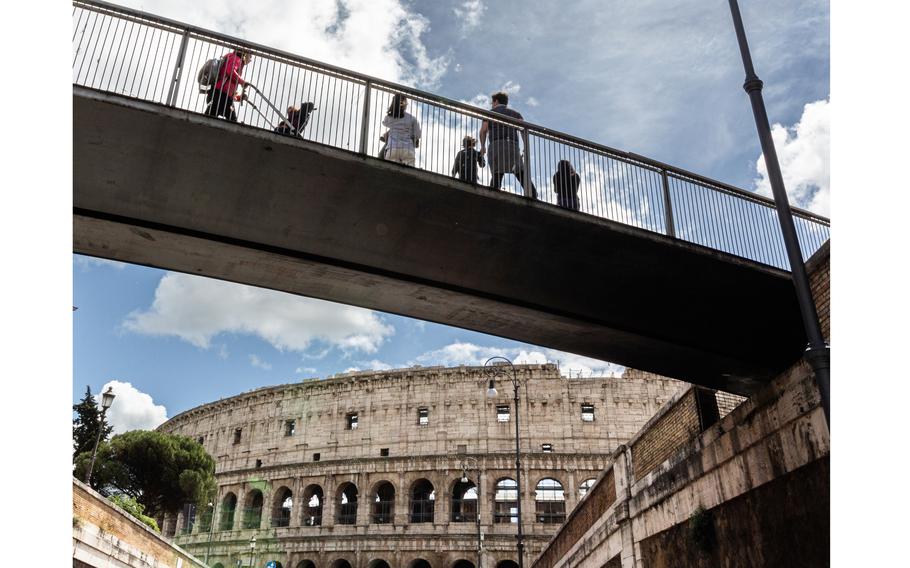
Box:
<box><xmin>73</xmin><ymin>88</ymin><xmax>808</xmax><ymax>394</ymax></box>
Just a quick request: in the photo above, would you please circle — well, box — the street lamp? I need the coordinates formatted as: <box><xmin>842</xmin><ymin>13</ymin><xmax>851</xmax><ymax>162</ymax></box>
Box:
<box><xmin>726</xmin><ymin>0</ymin><xmax>831</xmax><ymax>425</ymax></box>
<box><xmin>248</xmin><ymin>535</ymin><xmax>256</xmax><ymax>568</ymax></box>
<box><xmin>85</xmin><ymin>386</ymin><xmax>116</xmax><ymax>485</ymax></box>
<box><xmin>459</xmin><ymin>457</ymin><xmax>483</xmax><ymax>568</ymax></box>
<box><xmin>204</xmin><ymin>501</ymin><xmax>216</xmax><ymax>566</ymax></box>
<box><xmin>483</xmin><ymin>357</ymin><xmax>524</xmax><ymax>568</ymax></box>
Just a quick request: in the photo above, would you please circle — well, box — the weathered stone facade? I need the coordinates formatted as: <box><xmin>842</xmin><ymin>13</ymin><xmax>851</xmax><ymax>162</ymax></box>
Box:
<box><xmin>158</xmin><ymin>364</ymin><xmax>684</xmax><ymax>568</ymax></box>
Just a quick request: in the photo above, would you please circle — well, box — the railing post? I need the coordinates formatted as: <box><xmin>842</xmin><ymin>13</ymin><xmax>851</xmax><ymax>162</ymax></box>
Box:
<box><xmin>359</xmin><ymin>80</ymin><xmax>373</xmax><ymax>155</ymax></box>
<box><xmin>522</xmin><ymin>126</ymin><xmax>533</xmax><ymax>199</ymax></box>
<box><xmin>660</xmin><ymin>169</ymin><xmax>677</xmax><ymax>238</ymax></box>
<box><xmin>166</xmin><ymin>29</ymin><xmax>190</xmax><ymax>107</ymax></box>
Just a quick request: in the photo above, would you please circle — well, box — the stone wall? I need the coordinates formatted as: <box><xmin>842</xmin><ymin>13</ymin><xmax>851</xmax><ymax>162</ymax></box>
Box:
<box><xmin>158</xmin><ymin>364</ymin><xmax>685</xmax><ymax>568</ymax></box>
<box><xmin>531</xmin><ymin>237</ymin><xmax>831</xmax><ymax>568</ymax></box>
<box><xmin>72</xmin><ymin>478</ymin><xmax>206</xmax><ymax>568</ymax></box>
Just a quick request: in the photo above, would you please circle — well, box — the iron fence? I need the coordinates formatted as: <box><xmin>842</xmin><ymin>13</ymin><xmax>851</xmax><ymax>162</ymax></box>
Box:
<box><xmin>72</xmin><ymin>0</ymin><xmax>830</xmax><ymax>271</ymax></box>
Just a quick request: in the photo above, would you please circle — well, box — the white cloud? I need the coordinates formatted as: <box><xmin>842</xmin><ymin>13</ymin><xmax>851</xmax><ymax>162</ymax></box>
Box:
<box><xmin>249</xmin><ymin>354</ymin><xmax>272</xmax><ymax>370</ymax></box>
<box><xmin>116</xmin><ymin>0</ymin><xmax>449</xmax><ymax>88</ymax></box>
<box><xmin>453</xmin><ymin>0</ymin><xmax>486</xmax><ymax>35</ymax></box>
<box><xmin>753</xmin><ymin>99</ymin><xmax>830</xmax><ymax>215</ymax></box>
<box><xmin>341</xmin><ymin>359</ymin><xmax>393</xmax><ymax>373</ymax></box>
<box><xmin>74</xmin><ymin>256</ymin><xmax>127</xmax><ymax>271</ymax></box>
<box><xmin>97</xmin><ymin>380</ymin><xmax>168</xmax><ymax>434</ymax></box>
<box><xmin>218</xmin><ymin>344</ymin><xmax>229</xmax><ymax>360</ymax></box>
<box><xmin>526</xmin><ymin>97</ymin><xmax>539</xmax><ymax>107</ymax></box>
<box><xmin>123</xmin><ymin>272</ymin><xmax>395</xmax><ymax>354</ymax></box>
<box><xmin>296</xmin><ymin>367</ymin><xmax>318</xmax><ymax>375</ymax></box>
<box><xmin>412</xmin><ymin>341</ymin><xmax>624</xmax><ymax>377</ymax></box>
<box><xmin>462</xmin><ymin>81</ymin><xmax>522</xmax><ymax>109</ymax></box>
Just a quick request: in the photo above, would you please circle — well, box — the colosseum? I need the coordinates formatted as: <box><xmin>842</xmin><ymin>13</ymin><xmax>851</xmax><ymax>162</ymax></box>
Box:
<box><xmin>159</xmin><ymin>363</ymin><xmax>683</xmax><ymax>568</ymax></box>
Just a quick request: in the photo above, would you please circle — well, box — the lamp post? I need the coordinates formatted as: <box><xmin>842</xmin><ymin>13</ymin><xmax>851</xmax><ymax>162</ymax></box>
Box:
<box><xmin>726</xmin><ymin>0</ymin><xmax>831</xmax><ymax>425</ymax></box>
<box><xmin>459</xmin><ymin>457</ymin><xmax>483</xmax><ymax>568</ymax></box>
<box><xmin>248</xmin><ymin>535</ymin><xmax>256</xmax><ymax>568</ymax></box>
<box><xmin>85</xmin><ymin>386</ymin><xmax>116</xmax><ymax>485</ymax></box>
<box><xmin>204</xmin><ymin>501</ymin><xmax>216</xmax><ymax>566</ymax></box>
<box><xmin>484</xmin><ymin>357</ymin><xmax>524</xmax><ymax>568</ymax></box>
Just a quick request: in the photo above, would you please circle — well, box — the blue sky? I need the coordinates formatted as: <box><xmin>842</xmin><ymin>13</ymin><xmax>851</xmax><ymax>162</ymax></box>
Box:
<box><xmin>72</xmin><ymin>0</ymin><xmax>831</xmax><ymax>432</ymax></box>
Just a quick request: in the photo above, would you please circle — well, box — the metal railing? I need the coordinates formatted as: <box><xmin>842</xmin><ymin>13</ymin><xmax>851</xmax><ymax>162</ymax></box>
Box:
<box><xmin>72</xmin><ymin>0</ymin><xmax>830</xmax><ymax>271</ymax></box>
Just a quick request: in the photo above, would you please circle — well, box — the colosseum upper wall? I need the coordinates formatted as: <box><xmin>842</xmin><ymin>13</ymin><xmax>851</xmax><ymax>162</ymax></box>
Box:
<box><xmin>162</xmin><ymin>364</ymin><xmax>684</xmax><ymax>568</ymax></box>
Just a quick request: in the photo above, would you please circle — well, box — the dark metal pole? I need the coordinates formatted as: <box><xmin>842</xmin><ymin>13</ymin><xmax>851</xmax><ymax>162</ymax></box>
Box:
<box><xmin>205</xmin><ymin>502</ymin><xmax>216</xmax><ymax>566</ymax></box>
<box><xmin>512</xmin><ymin>376</ymin><xmax>525</xmax><ymax>568</ymax></box>
<box><xmin>727</xmin><ymin>0</ymin><xmax>830</xmax><ymax>426</ymax></box>
<box><xmin>84</xmin><ymin>406</ymin><xmax>109</xmax><ymax>484</ymax></box>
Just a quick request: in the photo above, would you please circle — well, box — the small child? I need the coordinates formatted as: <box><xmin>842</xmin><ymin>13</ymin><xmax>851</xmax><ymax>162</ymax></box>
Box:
<box><xmin>451</xmin><ymin>135</ymin><xmax>486</xmax><ymax>184</ymax></box>
<box><xmin>275</xmin><ymin>102</ymin><xmax>316</xmax><ymax>137</ymax></box>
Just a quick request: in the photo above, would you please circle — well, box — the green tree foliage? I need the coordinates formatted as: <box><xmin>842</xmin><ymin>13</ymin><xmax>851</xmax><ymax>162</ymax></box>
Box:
<box><xmin>109</xmin><ymin>494</ymin><xmax>160</xmax><ymax>532</ymax></box>
<box><xmin>73</xmin><ymin>385</ymin><xmax>113</xmax><ymax>462</ymax></box>
<box><xmin>74</xmin><ymin>430</ymin><xmax>217</xmax><ymax>519</ymax></box>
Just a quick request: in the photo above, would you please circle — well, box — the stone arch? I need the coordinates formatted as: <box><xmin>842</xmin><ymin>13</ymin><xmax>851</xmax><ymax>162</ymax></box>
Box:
<box><xmin>409</xmin><ymin>559</ymin><xmax>433</xmax><ymax>568</ymax></box>
<box><xmin>301</xmin><ymin>484</ymin><xmax>324</xmax><ymax>526</ymax></box>
<box><xmin>213</xmin><ymin>564</ymin><xmax>225</xmax><ymax>568</ymax></box>
<box><xmin>368</xmin><ymin>560</ymin><xmax>391</xmax><ymax>568</ymax></box>
<box><xmin>330</xmin><ymin>559</ymin><xmax>353</xmax><ymax>568</ymax></box>
<box><xmin>493</xmin><ymin>477</ymin><xmax>518</xmax><ymax>524</ymax></box>
<box><xmin>336</xmin><ymin>482</ymin><xmax>359</xmax><ymax>525</ymax></box>
<box><xmin>495</xmin><ymin>561</ymin><xmax>518</xmax><ymax>568</ymax></box>
<box><xmin>243</xmin><ymin>488</ymin><xmax>264</xmax><ymax>529</ymax></box>
<box><xmin>578</xmin><ymin>478</ymin><xmax>597</xmax><ymax>499</ymax></box>
<box><xmin>296</xmin><ymin>561</ymin><xmax>316</xmax><ymax>568</ymax></box>
<box><xmin>534</xmin><ymin>477</ymin><xmax>566</xmax><ymax>523</ymax></box>
<box><xmin>410</xmin><ymin>478</ymin><xmax>436</xmax><ymax>523</ymax></box>
<box><xmin>271</xmin><ymin>485</ymin><xmax>293</xmax><ymax>527</ymax></box>
<box><xmin>452</xmin><ymin>560</ymin><xmax>476</xmax><ymax>568</ymax></box>
<box><xmin>219</xmin><ymin>492</ymin><xmax>237</xmax><ymax>530</ymax></box>
<box><xmin>451</xmin><ymin>477</ymin><xmax>478</xmax><ymax>522</ymax></box>
<box><xmin>370</xmin><ymin>480</ymin><xmax>396</xmax><ymax>524</ymax></box>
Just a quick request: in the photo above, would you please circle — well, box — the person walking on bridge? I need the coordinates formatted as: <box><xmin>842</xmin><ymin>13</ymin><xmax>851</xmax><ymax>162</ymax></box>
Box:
<box><xmin>381</xmin><ymin>94</ymin><xmax>421</xmax><ymax>166</ymax></box>
<box><xmin>205</xmin><ymin>48</ymin><xmax>252</xmax><ymax>122</ymax></box>
<box><xmin>479</xmin><ymin>91</ymin><xmax>537</xmax><ymax>198</ymax></box>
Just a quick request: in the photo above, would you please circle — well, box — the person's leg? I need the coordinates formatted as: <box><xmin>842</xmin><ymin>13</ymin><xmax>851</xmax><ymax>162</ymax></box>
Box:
<box><xmin>225</xmin><ymin>99</ymin><xmax>238</xmax><ymax>122</ymax></box>
<box><xmin>205</xmin><ymin>89</ymin><xmax>218</xmax><ymax>117</ymax></box>
<box><xmin>515</xmin><ymin>163</ymin><xmax>537</xmax><ymax>199</ymax></box>
<box><xmin>489</xmin><ymin>172</ymin><xmax>505</xmax><ymax>190</ymax></box>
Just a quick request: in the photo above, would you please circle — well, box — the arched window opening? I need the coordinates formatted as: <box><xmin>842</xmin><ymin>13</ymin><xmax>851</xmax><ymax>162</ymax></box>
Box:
<box><xmin>242</xmin><ymin>490</ymin><xmax>264</xmax><ymax>529</ymax></box>
<box><xmin>495</xmin><ymin>561</ymin><xmax>519</xmax><ymax>568</ymax></box>
<box><xmin>271</xmin><ymin>487</ymin><xmax>293</xmax><ymax>527</ymax></box>
<box><xmin>451</xmin><ymin>479</ymin><xmax>478</xmax><ymax>522</ymax></box>
<box><xmin>371</xmin><ymin>482</ymin><xmax>395</xmax><ymax>524</ymax></box>
<box><xmin>578</xmin><ymin>478</ymin><xmax>596</xmax><ymax>499</ymax></box>
<box><xmin>494</xmin><ymin>478</ymin><xmax>518</xmax><ymax>524</ymax></box>
<box><xmin>213</xmin><ymin>564</ymin><xmax>225</xmax><ymax>568</ymax></box>
<box><xmin>336</xmin><ymin>483</ymin><xmax>359</xmax><ymax>525</ymax></box>
<box><xmin>296</xmin><ymin>561</ymin><xmax>316</xmax><ymax>568</ymax></box>
<box><xmin>269</xmin><ymin>563</ymin><xmax>284</xmax><ymax>568</ymax></box>
<box><xmin>410</xmin><ymin>479</ymin><xmax>436</xmax><ymax>523</ymax></box>
<box><xmin>368</xmin><ymin>560</ymin><xmax>391</xmax><ymax>568</ymax></box>
<box><xmin>219</xmin><ymin>493</ymin><xmax>237</xmax><ymax>531</ymax></box>
<box><xmin>453</xmin><ymin>561</ymin><xmax>476</xmax><ymax>568</ymax></box>
<box><xmin>302</xmin><ymin>485</ymin><xmax>324</xmax><ymax>526</ymax></box>
<box><xmin>535</xmin><ymin>478</ymin><xmax>566</xmax><ymax>523</ymax></box>
<box><xmin>331</xmin><ymin>560</ymin><xmax>353</xmax><ymax>568</ymax></box>
<box><xmin>409</xmin><ymin>559</ymin><xmax>432</xmax><ymax>568</ymax></box>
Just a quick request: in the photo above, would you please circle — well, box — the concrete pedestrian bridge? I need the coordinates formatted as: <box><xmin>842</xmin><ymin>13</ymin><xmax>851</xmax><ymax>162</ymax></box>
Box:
<box><xmin>72</xmin><ymin>1</ymin><xmax>830</xmax><ymax>394</ymax></box>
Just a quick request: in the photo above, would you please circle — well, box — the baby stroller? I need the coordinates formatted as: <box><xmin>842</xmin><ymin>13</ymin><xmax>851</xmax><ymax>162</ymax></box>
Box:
<box><xmin>243</xmin><ymin>85</ymin><xmax>316</xmax><ymax>138</ymax></box>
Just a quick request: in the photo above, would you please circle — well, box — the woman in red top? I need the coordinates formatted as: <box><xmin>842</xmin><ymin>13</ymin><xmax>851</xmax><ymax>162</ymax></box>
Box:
<box><xmin>205</xmin><ymin>49</ymin><xmax>252</xmax><ymax>122</ymax></box>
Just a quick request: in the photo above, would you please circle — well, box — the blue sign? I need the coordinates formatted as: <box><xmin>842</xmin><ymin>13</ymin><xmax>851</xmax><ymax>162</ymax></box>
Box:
<box><xmin>266</xmin><ymin>562</ymin><xmax>277</xmax><ymax>568</ymax></box>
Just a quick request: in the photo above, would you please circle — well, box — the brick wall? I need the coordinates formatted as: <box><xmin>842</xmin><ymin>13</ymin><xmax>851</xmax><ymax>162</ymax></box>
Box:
<box><xmin>630</xmin><ymin>389</ymin><xmax>701</xmax><ymax>481</ymax></box>
<box><xmin>73</xmin><ymin>478</ymin><xmax>205</xmax><ymax>568</ymax></box>
<box><xmin>534</xmin><ymin>467</ymin><xmax>617</xmax><ymax>568</ymax></box>
<box><xmin>807</xmin><ymin>241</ymin><xmax>830</xmax><ymax>342</ymax></box>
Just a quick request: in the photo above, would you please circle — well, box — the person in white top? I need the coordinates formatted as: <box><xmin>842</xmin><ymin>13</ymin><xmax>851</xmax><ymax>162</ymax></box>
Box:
<box><xmin>381</xmin><ymin>94</ymin><xmax>421</xmax><ymax>166</ymax></box>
